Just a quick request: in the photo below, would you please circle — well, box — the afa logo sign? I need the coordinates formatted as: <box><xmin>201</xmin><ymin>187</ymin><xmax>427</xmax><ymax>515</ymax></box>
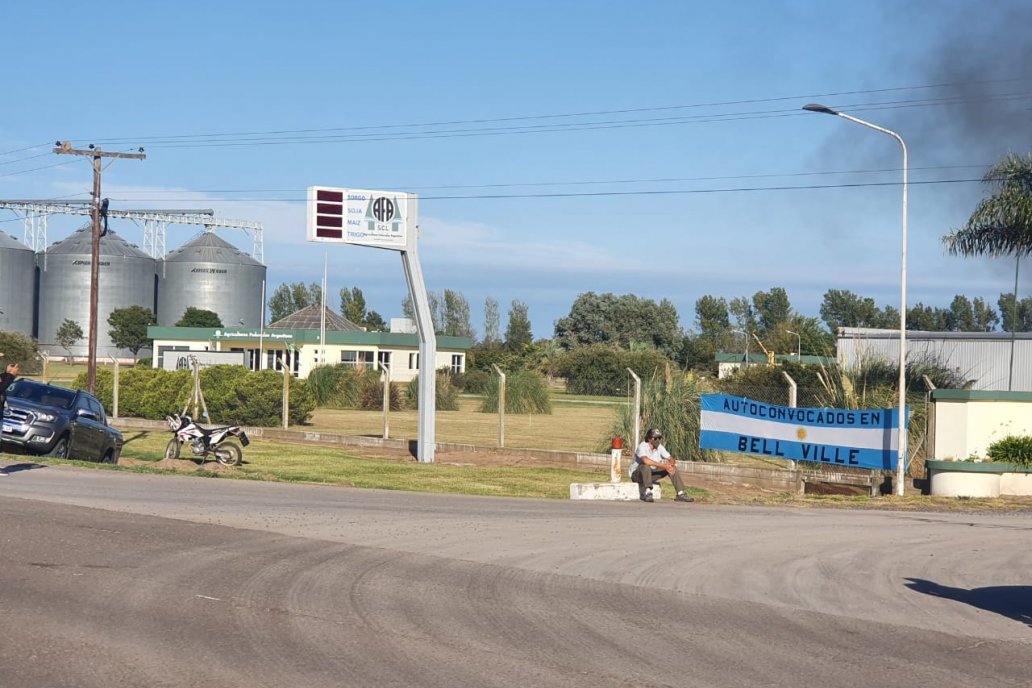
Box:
<box><xmin>365</xmin><ymin>195</ymin><xmax>404</xmax><ymax>237</ymax></box>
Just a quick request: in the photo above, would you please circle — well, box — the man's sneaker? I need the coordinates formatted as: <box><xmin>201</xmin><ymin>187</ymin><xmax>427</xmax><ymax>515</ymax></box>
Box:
<box><xmin>641</xmin><ymin>490</ymin><xmax>654</xmax><ymax>503</ymax></box>
<box><xmin>674</xmin><ymin>493</ymin><xmax>694</xmax><ymax>503</ymax></box>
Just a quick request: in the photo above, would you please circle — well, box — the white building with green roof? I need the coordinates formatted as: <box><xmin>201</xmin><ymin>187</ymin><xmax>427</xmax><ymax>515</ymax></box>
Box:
<box><xmin>147</xmin><ymin>305</ymin><xmax>471</xmax><ymax>381</ymax></box>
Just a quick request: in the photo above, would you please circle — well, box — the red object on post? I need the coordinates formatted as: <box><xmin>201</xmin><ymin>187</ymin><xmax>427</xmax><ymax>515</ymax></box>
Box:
<box><xmin>611</xmin><ymin>437</ymin><xmax>624</xmax><ymax>450</ymax></box>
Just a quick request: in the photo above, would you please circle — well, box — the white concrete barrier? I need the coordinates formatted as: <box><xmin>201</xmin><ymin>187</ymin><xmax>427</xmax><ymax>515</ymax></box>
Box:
<box><xmin>569</xmin><ymin>482</ymin><xmax>661</xmax><ymax>501</ymax></box>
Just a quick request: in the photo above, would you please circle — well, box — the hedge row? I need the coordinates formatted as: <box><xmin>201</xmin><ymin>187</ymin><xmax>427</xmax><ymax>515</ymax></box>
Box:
<box><xmin>74</xmin><ymin>366</ymin><xmax>315</xmax><ymax>426</ymax></box>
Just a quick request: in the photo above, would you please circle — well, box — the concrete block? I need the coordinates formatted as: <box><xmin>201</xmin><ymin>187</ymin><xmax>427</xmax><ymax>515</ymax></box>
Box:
<box><xmin>569</xmin><ymin>482</ymin><xmax>661</xmax><ymax>501</ymax></box>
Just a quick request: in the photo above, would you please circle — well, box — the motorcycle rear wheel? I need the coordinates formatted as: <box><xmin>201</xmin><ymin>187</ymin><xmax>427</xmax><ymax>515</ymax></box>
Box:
<box><xmin>164</xmin><ymin>439</ymin><xmax>181</xmax><ymax>460</ymax></box>
<box><xmin>214</xmin><ymin>438</ymin><xmax>243</xmax><ymax>466</ymax></box>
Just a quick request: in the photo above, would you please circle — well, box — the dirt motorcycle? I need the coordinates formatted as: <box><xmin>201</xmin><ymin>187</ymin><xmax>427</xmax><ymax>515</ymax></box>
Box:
<box><xmin>164</xmin><ymin>413</ymin><xmax>249</xmax><ymax>466</ymax></box>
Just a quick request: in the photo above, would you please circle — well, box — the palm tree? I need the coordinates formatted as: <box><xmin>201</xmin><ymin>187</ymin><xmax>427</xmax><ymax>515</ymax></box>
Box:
<box><xmin>943</xmin><ymin>153</ymin><xmax>1032</xmax><ymax>258</ymax></box>
<box><xmin>943</xmin><ymin>153</ymin><xmax>1032</xmax><ymax>389</ymax></box>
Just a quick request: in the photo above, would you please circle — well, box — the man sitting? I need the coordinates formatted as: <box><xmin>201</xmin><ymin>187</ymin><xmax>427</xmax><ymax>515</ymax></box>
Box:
<box><xmin>629</xmin><ymin>428</ymin><xmax>694</xmax><ymax>503</ymax></box>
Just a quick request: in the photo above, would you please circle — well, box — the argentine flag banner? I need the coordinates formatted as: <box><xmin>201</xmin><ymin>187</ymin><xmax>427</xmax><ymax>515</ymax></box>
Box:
<box><xmin>699</xmin><ymin>394</ymin><xmax>907</xmax><ymax>471</ymax></box>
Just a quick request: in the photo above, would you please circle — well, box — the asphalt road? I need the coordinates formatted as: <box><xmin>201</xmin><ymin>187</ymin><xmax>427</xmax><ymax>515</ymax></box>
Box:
<box><xmin>1</xmin><ymin>462</ymin><xmax>1030</xmax><ymax>688</ymax></box>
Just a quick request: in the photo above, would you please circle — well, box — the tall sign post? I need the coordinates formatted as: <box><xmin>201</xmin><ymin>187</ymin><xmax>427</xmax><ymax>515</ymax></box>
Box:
<box><xmin>306</xmin><ymin>186</ymin><xmax>437</xmax><ymax>463</ymax></box>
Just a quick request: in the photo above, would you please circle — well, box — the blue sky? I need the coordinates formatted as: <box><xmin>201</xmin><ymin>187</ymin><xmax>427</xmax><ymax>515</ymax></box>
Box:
<box><xmin>3</xmin><ymin>0</ymin><xmax>1030</xmax><ymax>338</ymax></box>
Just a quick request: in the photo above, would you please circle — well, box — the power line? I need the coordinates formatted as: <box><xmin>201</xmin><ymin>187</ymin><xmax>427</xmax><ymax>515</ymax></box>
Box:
<box><xmin>95</xmin><ymin>164</ymin><xmax>991</xmax><ymax>198</ymax></box>
<box><xmin>84</xmin><ymin>177</ymin><xmax>983</xmax><ymax>205</ymax></box>
<box><xmin>0</xmin><ymin>159</ymin><xmax>80</xmax><ymax>177</ymax></box>
<box><xmin>91</xmin><ymin>91</ymin><xmax>1031</xmax><ymax>150</ymax></box>
<box><xmin>72</xmin><ymin>77</ymin><xmax>1032</xmax><ymax>148</ymax></box>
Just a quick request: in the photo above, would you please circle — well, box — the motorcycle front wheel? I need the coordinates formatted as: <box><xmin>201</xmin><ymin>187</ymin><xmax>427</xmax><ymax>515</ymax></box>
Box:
<box><xmin>214</xmin><ymin>438</ymin><xmax>243</xmax><ymax>466</ymax></box>
<box><xmin>164</xmin><ymin>438</ymin><xmax>181</xmax><ymax>460</ymax></box>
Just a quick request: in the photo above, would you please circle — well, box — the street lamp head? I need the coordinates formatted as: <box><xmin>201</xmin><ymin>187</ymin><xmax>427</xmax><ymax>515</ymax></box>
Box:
<box><xmin>803</xmin><ymin>103</ymin><xmax>839</xmax><ymax>116</ymax></box>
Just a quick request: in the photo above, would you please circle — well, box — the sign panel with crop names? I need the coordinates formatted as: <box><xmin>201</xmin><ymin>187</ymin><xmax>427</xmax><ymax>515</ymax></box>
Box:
<box><xmin>307</xmin><ymin>186</ymin><xmax>413</xmax><ymax>250</ymax></box>
<box><xmin>699</xmin><ymin>393</ymin><xmax>907</xmax><ymax>471</ymax></box>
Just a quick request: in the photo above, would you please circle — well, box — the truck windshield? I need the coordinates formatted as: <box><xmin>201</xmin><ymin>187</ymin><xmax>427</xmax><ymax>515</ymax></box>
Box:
<box><xmin>7</xmin><ymin>382</ymin><xmax>75</xmax><ymax>409</ymax></box>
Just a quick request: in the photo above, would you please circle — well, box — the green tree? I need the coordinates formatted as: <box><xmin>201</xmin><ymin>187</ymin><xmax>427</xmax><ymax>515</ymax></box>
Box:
<box><xmin>946</xmin><ymin>295</ymin><xmax>976</xmax><ymax>332</ymax></box>
<box><xmin>752</xmin><ymin>287</ymin><xmax>792</xmax><ymax>333</ymax></box>
<box><xmin>820</xmin><ymin>289</ymin><xmax>882</xmax><ymax>332</ymax></box>
<box><xmin>504</xmin><ymin>300</ymin><xmax>533</xmax><ymax>351</ymax></box>
<box><xmin>694</xmin><ymin>295</ymin><xmax>730</xmax><ymax>337</ymax></box>
<box><xmin>972</xmin><ymin>297</ymin><xmax>999</xmax><ymax>332</ymax></box>
<box><xmin>55</xmin><ymin>319</ymin><xmax>84</xmax><ymax>359</ymax></box>
<box><xmin>107</xmin><ymin>305</ymin><xmax>157</xmax><ymax>357</ymax></box>
<box><xmin>442</xmin><ymin>289</ymin><xmax>473</xmax><ymax>337</ymax></box>
<box><xmin>339</xmin><ymin>287</ymin><xmax>367</xmax><ymax>324</ymax></box>
<box><xmin>483</xmin><ymin>297</ymin><xmax>500</xmax><ymax>345</ymax></box>
<box><xmin>269</xmin><ymin>282</ymin><xmax>321</xmax><ymax>322</ymax></box>
<box><xmin>553</xmin><ymin>292</ymin><xmax>681</xmax><ymax>354</ymax></box>
<box><xmin>402</xmin><ymin>291</ymin><xmax>444</xmax><ymax>333</ymax></box>
<box><xmin>728</xmin><ymin>296</ymin><xmax>756</xmax><ymax>334</ymax></box>
<box><xmin>997</xmin><ymin>293</ymin><xmax>1032</xmax><ymax>332</ymax></box>
<box><xmin>175</xmin><ymin>307</ymin><xmax>222</xmax><ymax>328</ymax></box>
<box><xmin>907</xmin><ymin>303</ymin><xmax>949</xmax><ymax>331</ymax></box>
<box><xmin>364</xmin><ymin>311</ymin><xmax>387</xmax><ymax>331</ymax></box>
<box><xmin>338</xmin><ymin>286</ymin><xmax>386</xmax><ymax>330</ymax></box>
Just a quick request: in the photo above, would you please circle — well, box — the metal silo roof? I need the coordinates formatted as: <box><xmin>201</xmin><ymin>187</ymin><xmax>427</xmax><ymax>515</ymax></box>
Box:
<box><xmin>165</xmin><ymin>231</ymin><xmax>262</xmax><ymax>266</ymax></box>
<box><xmin>0</xmin><ymin>229</ymin><xmax>30</xmax><ymax>251</ymax></box>
<box><xmin>47</xmin><ymin>226</ymin><xmax>151</xmax><ymax>258</ymax></box>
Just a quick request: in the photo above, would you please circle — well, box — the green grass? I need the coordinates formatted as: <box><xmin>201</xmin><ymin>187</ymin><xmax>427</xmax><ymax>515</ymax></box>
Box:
<box><xmin>108</xmin><ymin>430</ymin><xmax>670</xmax><ymax>500</ymax></box>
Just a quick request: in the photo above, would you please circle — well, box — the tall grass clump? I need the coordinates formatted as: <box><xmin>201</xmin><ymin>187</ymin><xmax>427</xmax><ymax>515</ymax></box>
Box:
<box><xmin>306</xmin><ymin>364</ymin><xmax>380</xmax><ymax>408</ymax></box>
<box><xmin>479</xmin><ymin>369</ymin><xmax>552</xmax><ymax>414</ymax></box>
<box><xmin>406</xmin><ymin>370</ymin><xmax>460</xmax><ymax>411</ymax></box>
<box><xmin>610</xmin><ymin>366</ymin><xmax>707</xmax><ymax>460</ymax></box>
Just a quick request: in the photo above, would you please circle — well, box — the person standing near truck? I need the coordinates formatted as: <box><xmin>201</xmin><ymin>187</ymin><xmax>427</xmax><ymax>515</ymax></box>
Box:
<box><xmin>1</xmin><ymin>361</ymin><xmax>21</xmax><ymax>473</ymax></box>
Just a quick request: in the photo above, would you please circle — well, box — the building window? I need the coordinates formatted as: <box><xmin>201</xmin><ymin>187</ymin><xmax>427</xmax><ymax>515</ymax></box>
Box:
<box><xmin>378</xmin><ymin>351</ymin><xmax>391</xmax><ymax>370</ymax></box>
<box><xmin>342</xmin><ymin>350</ymin><xmax>375</xmax><ymax>368</ymax></box>
<box><xmin>409</xmin><ymin>353</ymin><xmax>419</xmax><ymax>369</ymax></box>
<box><xmin>451</xmin><ymin>354</ymin><xmax>464</xmax><ymax>374</ymax></box>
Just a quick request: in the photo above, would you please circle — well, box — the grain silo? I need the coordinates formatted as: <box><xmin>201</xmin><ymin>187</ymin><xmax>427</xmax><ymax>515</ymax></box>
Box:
<box><xmin>37</xmin><ymin>226</ymin><xmax>156</xmax><ymax>359</ymax></box>
<box><xmin>0</xmin><ymin>230</ymin><xmax>36</xmax><ymax>337</ymax></box>
<box><xmin>157</xmin><ymin>230</ymin><xmax>265</xmax><ymax>327</ymax></box>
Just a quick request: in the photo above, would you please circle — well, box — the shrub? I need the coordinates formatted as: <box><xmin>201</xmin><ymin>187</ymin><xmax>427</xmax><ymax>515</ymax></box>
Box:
<box><xmin>358</xmin><ymin>379</ymin><xmax>405</xmax><ymax>411</ymax></box>
<box><xmin>73</xmin><ymin>365</ymin><xmax>315</xmax><ymax>426</ymax></box>
<box><xmin>609</xmin><ymin>368</ymin><xmax>708</xmax><ymax>460</ymax></box>
<box><xmin>0</xmin><ymin>330</ymin><xmax>42</xmax><ymax>375</ymax></box>
<box><xmin>479</xmin><ymin>369</ymin><xmax>552</xmax><ymax>414</ymax></box>
<box><xmin>451</xmin><ymin>368</ymin><xmax>491</xmax><ymax>394</ymax></box>
<box><xmin>406</xmin><ymin>370</ymin><xmax>460</xmax><ymax>411</ymax></box>
<box><xmin>987</xmin><ymin>435</ymin><xmax>1032</xmax><ymax>468</ymax></box>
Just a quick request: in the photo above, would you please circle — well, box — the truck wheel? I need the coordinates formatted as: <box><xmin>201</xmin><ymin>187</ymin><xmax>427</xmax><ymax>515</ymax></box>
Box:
<box><xmin>214</xmin><ymin>439</ymin><xmax>243</xmax><ymax>466</ymax></box>
<box><xmin>47</xmin><ymin>436</ymin><xmax>69</xmax><ymax>459</ymax></box>
<box><xmin>102</xmin><ymin>449</ymin><xmax>117</xmax><ymax>464</ymax></box>
<box><xmin>164</xmin><ymin>439</ymin><xmax>181</xmax><ymax>460</ymax></box>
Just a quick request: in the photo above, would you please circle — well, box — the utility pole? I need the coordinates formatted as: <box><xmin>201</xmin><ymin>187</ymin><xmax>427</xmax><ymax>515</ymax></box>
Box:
<box><xmin>53</xmin><ymin>142</ymin><xmax>145</xmax><ymax>393</ymax></box>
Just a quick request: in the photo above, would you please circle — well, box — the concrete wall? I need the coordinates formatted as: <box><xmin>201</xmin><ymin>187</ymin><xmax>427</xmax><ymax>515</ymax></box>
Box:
<box><xmin>929</xmin><ymin>390</ymin><xmax>1032</xmax><ymax>460</ymax></box>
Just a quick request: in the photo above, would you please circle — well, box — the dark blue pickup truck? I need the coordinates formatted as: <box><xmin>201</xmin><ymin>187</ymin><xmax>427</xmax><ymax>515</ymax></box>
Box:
<box><xmin>1</xmin><ymin>380</ymin><xmax>123</xmax><ymax>463</ymax></box>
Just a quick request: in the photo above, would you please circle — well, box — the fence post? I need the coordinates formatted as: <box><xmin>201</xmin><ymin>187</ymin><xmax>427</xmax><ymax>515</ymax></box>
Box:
<box><xmin>281</xmin><ymin>358</ymin><xmax>290</xmax><ymax>429</ymax></box>
<box><xmin>781</xmin><ymin>371</ymin><xmax>797</xmax><ymax>470</ymax></box>
<box><xmin>626</xmin><ymin>368</ymin><xmax>641</xmax><ymax>450</ymax></box>
<box><xmin>380</xmin><ymin>361</ymin><xmax>391</xmax><ymax>440</ymax></box>
<box><xmin>492</xmin><ymin>364</ymin><xmax>505</xmax><ymax>448</ymax></box>
<box><xmin>109</xmin><ymin>355</ymin><xmax>119</xmax><ymax>419</ymax></box>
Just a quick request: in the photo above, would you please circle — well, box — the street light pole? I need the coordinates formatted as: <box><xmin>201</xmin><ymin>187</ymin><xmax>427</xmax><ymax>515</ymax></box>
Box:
<box><xmin>803</xmin><ymin>104</ymin><xmax>908</xmax><ymax>496</ymax></box>
<box><xmin>786</xmin><ymin>329</ymin><xmax>801</xmax><ymax>358</ymax></box>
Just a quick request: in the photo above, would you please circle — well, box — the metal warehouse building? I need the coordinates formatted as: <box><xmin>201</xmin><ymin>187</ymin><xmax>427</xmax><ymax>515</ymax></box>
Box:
<box><xmin>836</xmin><ymin>327</ymin><xmax>1032</xmax><ymax>392</ymax></box>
